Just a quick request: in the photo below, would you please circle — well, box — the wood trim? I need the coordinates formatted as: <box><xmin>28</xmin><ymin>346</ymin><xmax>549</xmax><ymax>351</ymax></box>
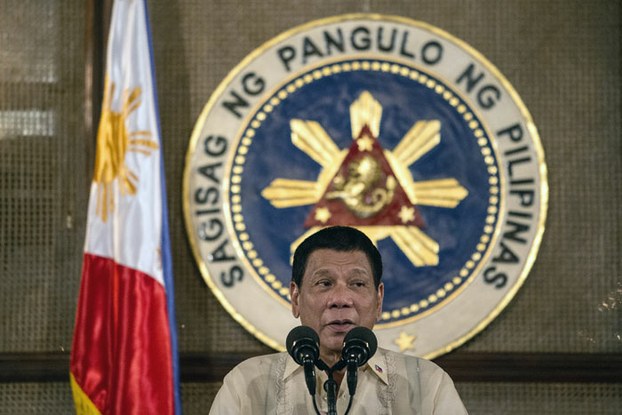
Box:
<box><xmin>1</xmin><ymin>352</ymin><xmax>620</xmax><ymax>383</ymax></box>
<box><xmin>434</xmin><ymin>352</ymin><xmax>622</xmax><ymax>383</ymax></box>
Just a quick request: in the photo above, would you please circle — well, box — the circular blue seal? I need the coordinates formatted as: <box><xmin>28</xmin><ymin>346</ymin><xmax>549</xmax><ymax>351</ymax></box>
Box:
<box><xmin>184</xmin><ymin>15</ymin><xmax>547</xmax><ymax>358</ymax></box>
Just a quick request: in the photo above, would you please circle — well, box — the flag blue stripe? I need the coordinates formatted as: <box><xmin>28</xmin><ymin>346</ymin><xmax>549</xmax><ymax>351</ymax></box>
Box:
<box><xmin>142</xmin><ymin>0</ymin><xmax>182</xmax><ymax>413</ymax></box>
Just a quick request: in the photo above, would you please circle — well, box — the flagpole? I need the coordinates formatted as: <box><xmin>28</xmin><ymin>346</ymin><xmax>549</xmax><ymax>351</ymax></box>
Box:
<box><xmin>84</xmin><ymin>0</ymin><xmax>113</xmax><ymax>171</ymax></box>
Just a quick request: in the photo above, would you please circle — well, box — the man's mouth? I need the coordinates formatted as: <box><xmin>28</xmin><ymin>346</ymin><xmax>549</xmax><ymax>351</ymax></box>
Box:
<box><xmin>326</xmin><ymin>320</ymin><xmax>355</xmax><ymax>332</ymax></box>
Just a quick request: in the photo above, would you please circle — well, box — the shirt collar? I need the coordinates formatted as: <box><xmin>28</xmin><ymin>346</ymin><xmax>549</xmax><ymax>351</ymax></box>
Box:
<box><xmin>365</xmin><ymin>348</ymin><xmax>389</xmax><ymax>384</ymax></box>
<box><xmin>284</xmin><ymin>354</ymin><xmax>303</xmax><ymax>380</ymax></box>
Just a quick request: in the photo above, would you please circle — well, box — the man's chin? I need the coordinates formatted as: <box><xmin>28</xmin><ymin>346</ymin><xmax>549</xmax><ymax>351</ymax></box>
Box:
<box><xmin>319</xmin><ymin>335</ymin><xmax>346</xmax><ymax>359</ymax></box>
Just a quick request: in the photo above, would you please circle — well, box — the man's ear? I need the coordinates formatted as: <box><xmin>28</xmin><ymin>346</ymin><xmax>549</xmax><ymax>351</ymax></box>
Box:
<box><xmin>290</xmin><ymin>282</ymin><xmax>300</xmax><ymax>318</ymax></box>
<box><xmin>375</xmin><ymin>282</ymin><xmax>385</xmax><ymax>321</ymax></box>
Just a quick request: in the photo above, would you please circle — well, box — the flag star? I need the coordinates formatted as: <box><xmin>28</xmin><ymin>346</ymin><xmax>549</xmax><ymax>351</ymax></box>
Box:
<box><xmin>398</xmin><ymin>206</ymin><xmax>416</xmax><ymax>224</ymax></box>
<box><xmin>394</xmin><ymin>331</ymin><xmax>417</xmax><ymax>352</ymax></box>
<box><xmin>314</xmin><ymin>207</ymin><xmax>331</xmax><ymax>223</ymax></box>
<box><xmin>356</xmin><ymin>136</ymin><xmax>374</xmax><ymax>152</ymax></box>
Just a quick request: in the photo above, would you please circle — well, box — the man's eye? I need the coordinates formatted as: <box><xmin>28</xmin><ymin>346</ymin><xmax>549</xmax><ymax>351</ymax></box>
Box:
<box><xmin>317</xmin><ymin>280</ymin><xmax>332</xmax><ymax>287</ymax></box>
<box><xmin>352</xmin><ymin>281</ymin><xmax>366</xmax><ymax>287</ymax></box>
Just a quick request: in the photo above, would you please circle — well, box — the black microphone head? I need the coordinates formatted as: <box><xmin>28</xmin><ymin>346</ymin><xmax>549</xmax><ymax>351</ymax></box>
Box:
<box><xmin>286</xmin><ymin>326</ymin><xmax>320</xmax><ymax>365</ymax></box>
<box><xmin>342</xmin><ymin>326</ymin><xmax>378</xmax><ymax>366</ymax></box>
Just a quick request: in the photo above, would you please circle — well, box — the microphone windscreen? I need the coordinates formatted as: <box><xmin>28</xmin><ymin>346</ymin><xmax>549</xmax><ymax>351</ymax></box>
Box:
<box><xmin>344</xmin><ymin>326</ymin><xmax>378</xmax><ymax>358</ymax></box>
<box><xmin>286</xmin><ymin>326</ymin><xmax>320</xmax><ymax>363</ymax></box>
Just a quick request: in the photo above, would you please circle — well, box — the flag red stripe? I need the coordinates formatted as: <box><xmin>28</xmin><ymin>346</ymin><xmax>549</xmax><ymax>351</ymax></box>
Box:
<box><xmin>71</xmin><ymin>253</ymin><xmax>174</xmax><ymax>415</ymax></box>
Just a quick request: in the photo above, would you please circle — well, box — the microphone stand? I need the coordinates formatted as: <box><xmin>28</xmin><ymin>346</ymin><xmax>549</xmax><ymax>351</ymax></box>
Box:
<box><xmin>317</xmin><ymin>359</ymin><xmax>345</xmax><ymax>415</ymax></box>
<box><xmin>324</xmin><ymin>372</ymin><xmax>338</xmax><ymax>415</ymax></box>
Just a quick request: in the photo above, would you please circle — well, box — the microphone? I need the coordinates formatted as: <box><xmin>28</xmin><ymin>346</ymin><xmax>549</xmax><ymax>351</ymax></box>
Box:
<box><xmin>286</xmin><ymin>326</ymin><xmax>320</xmax><ymax>397</ymax></box>
<box><xmin>341</xmin><ymin>326</ymin><xmax>377</xmax><ymax>396</ymax></box>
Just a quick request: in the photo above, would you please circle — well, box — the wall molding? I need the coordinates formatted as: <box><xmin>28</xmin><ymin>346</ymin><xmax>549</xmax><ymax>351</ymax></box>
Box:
<box><xmin>1</xmin><ymin>352</ymin><xmax>621</xmax><ymax>383</ymax></box>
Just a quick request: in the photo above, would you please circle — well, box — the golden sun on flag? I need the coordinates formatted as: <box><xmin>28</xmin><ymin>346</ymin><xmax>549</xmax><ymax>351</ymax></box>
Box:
<box><xmin>93</xmin><ymin>76</ymin><xmax>159</xmax><ymax>222</ymax></box>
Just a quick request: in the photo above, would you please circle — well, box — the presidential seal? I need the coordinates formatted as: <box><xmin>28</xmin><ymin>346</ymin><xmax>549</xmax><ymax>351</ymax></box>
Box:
<box><xmin>183</xmin><ymin>14</ymin><xmax>548</xmax><ymax>358</ymax></box>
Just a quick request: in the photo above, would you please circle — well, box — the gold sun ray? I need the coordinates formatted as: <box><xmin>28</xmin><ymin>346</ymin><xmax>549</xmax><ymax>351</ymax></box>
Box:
<box><xmin>411</xmin><ymin>178</ymin><xmax>469</xmax><ymax>207</ymax></box>
<box><xmin>129</xmin><ymin>131</ymin><xmax>154</xmax><ymax>139</ymax></box>
<box><xmin>261</xmin><ymin>179</ymin><xmax>322</xmax><ymax>208</ymax></box>
<box><xmin>350</xmin><ymin>91</ymin><xmax>382</xmax><ymax>138</ymax></box>
<box><xmin>290</xmin><ymin>119</ymin><xmax>341</xmax><ymax>168</ymax></box>
<box><xmin>123</xmin><ymin>88</ymin><xmax>142</xmax><ymax>115</ymax></box>
<box><xmin>384</xmin><ymin>151</ymin><xmax>468</xmax><ymax>207</ymax></box>
<box><xmin>129</xmin><ymin>137</ymin><xmax>160</xmax><ymax>155</ymax></box>
<box><xmin>121</xmin><ymin>168</ymin><xmax>138</xmax><ymax>195</ymax></box>
<box><xmin>392</xmin><ymin>120</ymin><xmax>441</xmax><ymax>166</ymax></box>
<box><xmin>263</xmin><ymin>120</ymin><xmax>346</xmax><ymax>208</ymax></box>
<box><xmin>391</xmin><ymin>226</ymin><xmax>439</xmax><ymax>267</ymax></box>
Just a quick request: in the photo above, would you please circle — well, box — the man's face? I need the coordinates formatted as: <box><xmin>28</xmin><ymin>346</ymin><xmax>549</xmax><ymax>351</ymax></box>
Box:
<box><xmin>290</xmin><ymin>249</ymin><xmax>384</xmax><ymax>361</ymax></box>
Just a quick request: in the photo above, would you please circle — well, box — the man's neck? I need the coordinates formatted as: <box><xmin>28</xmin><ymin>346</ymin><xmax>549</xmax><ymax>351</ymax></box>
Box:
<box><xmin>320</xmin><ymin>351</ymin><xmax>341</xmax><ymax>368</ymax></box>
<box><xmin>320</xmin><ymin>351</ymin><xmax>346</xmax><ymax>386</ymax></box>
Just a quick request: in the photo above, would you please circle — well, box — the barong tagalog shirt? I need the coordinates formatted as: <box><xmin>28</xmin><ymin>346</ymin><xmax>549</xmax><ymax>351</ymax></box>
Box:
<box><xmin>209</xmin><ymin>347</ymin><xmax>468</xmax><ymax>414</ymax></box>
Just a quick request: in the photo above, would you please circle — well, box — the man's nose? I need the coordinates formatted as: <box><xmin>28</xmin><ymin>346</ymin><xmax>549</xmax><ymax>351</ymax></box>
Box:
<box><xmin>327</xmin><ymin>283</ymin><xmax>354</xmax><ymax>308</ymax></box>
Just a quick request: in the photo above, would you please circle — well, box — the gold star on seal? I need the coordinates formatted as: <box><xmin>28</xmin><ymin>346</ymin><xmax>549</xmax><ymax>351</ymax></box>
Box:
<box><xmin>356</xmin><ymin>135</ymin><xmax>374</xmax><ymax>152</ymax></box>
<box><xmin>394</xmin><ymin>331</ymin><xmax>417</xmax><ymax>352</ymax></box>
<box><xmin>314</xmin><ymin>207</ymin><xmax>331</xmax><ymax>223</ymax></box>
<box><xmin>398</xmin><ymin>206</ymin><xmax>416</xmax><ymax>224</ymax></box>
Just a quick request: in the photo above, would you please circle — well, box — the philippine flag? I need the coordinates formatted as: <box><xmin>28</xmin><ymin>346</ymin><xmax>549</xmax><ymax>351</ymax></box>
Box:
<box><xmin>69</xmin><ymin>0</ymin><xmax>181</xmax><ymax>414</ymax></box>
